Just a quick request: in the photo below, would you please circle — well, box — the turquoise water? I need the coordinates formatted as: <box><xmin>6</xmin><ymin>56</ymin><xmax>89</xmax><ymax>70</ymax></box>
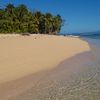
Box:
<box><xmin>82</xmin><ymin>35</ymin><xmax>100</xmax><ymax>39</ymax></box>
<box><xmin>83</xmin><ymin>35</ymin><xmax>100</xmax><ymax>48</ymax></box>
<box><xmin>65</xmin><ymin>34</ymin><xmax>100</xmax><ymax>40</ymax></box>
<box><xmin>84</xmin><ymin>35</ymin><xmax>100</xmax><ymax>39</ymax></box>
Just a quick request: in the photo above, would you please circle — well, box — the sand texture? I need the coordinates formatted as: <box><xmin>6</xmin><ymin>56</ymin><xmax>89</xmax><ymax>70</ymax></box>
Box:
<box><xmin>0</xmin><ymin>35</ymin><xmax>90</xmax><ymax>83</ymax></box>
<box><xmin>0</xmin><ymin>35</ymin><xmax>100</xmax><ymax>100</ymax></box>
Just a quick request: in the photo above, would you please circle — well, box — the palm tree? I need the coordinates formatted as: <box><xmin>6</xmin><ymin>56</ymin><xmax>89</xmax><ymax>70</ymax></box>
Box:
<box><xmin>52</xmin><ymin>15</ymin><xmax>63</xmax><ymax>34</ymax></box>
<box><xmin>44</xmin><ymin>13</ymin><xmax>53</xmax><ymax>34</ymax></box>
<box><xmin>16</xmin><ymin>4</ymin><xmax>28</xmax><ymax>19</ymax></box>
<box><xmin>32</xmin><ymin>11</ymin><xmax>43</xmax><ymax>33</ymax></box>
<box><xmin>4</xmin><ymin>4</ymin><xmax>17</xmax><ymax>33</ymax></box>
<box><xmin>5</xmin><ymin>4</ymin><xmax>15</xmax><ymax>15</ymax></box>
<box><xmin>0</xmin><ymin>4</ymin><xmax>63</xmax><ymax>34</ymax></box>
<box><xmin>15</xmin><ymin>4</ymin><xmax>29</xmax><ymax>32</ymax></box>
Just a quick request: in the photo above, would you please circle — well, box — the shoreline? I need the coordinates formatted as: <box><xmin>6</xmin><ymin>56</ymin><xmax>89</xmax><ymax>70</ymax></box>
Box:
<box><xmin>0</xmin><ymin>51</ymin><xmax>93</xmax><ymax>100</ymax></box>
<box><xmin>0</xmin><ymin>35</ymin><xmax>94</xmax><ymax>99</ymax></box>
<box><xmin>7</xmin><ymin>39</ymin><xmax>100</xmax><ymax>100</ymax></box>
<box><xmin>1</xmin><ymin>46</ymin><xmax>99</xmax><ymax>100</ymax></box>
<box><xmin>0</xmin><ymin>35</ymin><xmax>90</xmax><ymax>84</ymax></box>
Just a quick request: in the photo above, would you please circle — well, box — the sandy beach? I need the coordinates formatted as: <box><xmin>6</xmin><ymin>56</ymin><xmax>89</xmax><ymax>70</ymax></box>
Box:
<box><xmin>0</xmin><ymin>35</ymin><xmax>100</xmax><ymax>100</ymax></box>
<box><xmin>0</xmin><ymin>34</ymin><xmax>90</xmax><ymax>83</ymax></box>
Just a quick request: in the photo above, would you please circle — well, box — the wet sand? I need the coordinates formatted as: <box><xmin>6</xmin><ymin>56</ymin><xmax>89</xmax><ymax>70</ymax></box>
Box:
<box><xmin>0</xmin><ymin>35</ymin><xmax>100</xmax><ymax>100</ymax></box>
<box><xmin>6</xmin><ymin>52</ymin><xmax>100</xmax><ymax>100</ymax></box>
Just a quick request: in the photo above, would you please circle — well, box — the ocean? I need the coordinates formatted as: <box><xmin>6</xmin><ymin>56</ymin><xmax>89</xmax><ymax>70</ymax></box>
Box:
<box><xmin>82</xmin><ymin>35</ymin><xmax>100</xmax><ymax>47</ymax></box>
<box><xmin>82</xmin><ymin>34</ymin><xmax>100</xmax><ymax>61</ymax></box>
<box><xmin>82</xmin><ymin>34</ymin><xmax>100</xmax><ymax>39</ymax></box>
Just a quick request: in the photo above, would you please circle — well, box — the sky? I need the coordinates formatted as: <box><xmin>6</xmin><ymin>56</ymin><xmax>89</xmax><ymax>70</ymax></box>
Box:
<box><xmin>0</xmin><ymin>0</ymin><xmax>100</xmax><ymax>33</ymax></box>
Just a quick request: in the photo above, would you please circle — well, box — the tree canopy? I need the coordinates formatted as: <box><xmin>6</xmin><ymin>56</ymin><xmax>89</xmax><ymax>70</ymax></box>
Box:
<box><xmin>0</xmin><ymin>4</ymin><xmax>64</xmax><ymax>35</ymax></box>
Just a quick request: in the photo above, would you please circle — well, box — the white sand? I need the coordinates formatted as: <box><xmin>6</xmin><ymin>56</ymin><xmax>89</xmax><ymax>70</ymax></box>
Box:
<box><xmin>0</xmin><ymin>34</ymin><xmax>90</xmax><ymax>83</ymax></box>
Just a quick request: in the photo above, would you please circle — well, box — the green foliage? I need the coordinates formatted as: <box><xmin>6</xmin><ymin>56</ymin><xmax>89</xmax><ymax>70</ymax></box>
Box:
<box><xmin>0</xmin><ymin>4</ymin><xmax>64</xmax><ymax>34</ymax></box>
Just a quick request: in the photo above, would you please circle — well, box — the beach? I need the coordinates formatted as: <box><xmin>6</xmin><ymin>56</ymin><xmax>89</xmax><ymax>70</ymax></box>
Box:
<box><xmin>0</xmin><ymin>35</ymin><xmax>100</xmax><ymax>100</ymax></box>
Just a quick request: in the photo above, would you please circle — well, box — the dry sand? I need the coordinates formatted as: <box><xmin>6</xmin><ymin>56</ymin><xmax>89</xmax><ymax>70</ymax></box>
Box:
<box><xmin>0</xmin><ymin>34</ymin><xmax>90</xmax><ymax>83</ymax></box>
<box><xmin>1</xmin><ymin>34</ymin><xmax>99</xmax><ymax>100</ymax></box>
